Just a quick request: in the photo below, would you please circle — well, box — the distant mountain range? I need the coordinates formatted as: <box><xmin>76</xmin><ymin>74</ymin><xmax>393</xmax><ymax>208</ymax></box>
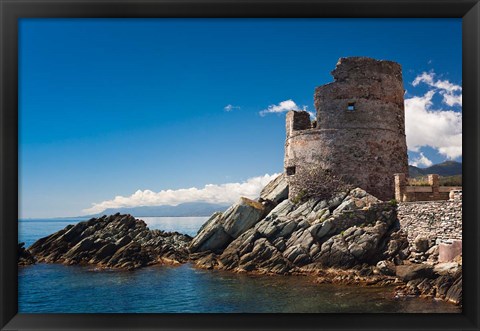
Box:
<box><xmin>83</xmin><ymin>202</ymin><xmax>230</xmax><ymax>218</ymax></box>
<box><xmin>409</xmin><ymin>161</ymin><xmax>462</xmax><ymax>178</ymax></box>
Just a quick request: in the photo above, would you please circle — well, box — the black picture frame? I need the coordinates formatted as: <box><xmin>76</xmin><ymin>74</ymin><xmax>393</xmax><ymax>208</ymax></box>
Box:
<box><xmin>1</xmin><ymin>0</ymin><xmax>479</xmax><ymax>330</ymax></box>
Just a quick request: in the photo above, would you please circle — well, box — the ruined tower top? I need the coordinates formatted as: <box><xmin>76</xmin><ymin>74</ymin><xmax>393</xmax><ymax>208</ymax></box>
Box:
<box><xmin>313</xmin><ymin>57</ymin><xmax>406</xmax><ymax>132</ymax></box>
<box><xmin>330</xmin><ymin>57</ymin><xmax>402</xmax><ymax>82</ymax></box>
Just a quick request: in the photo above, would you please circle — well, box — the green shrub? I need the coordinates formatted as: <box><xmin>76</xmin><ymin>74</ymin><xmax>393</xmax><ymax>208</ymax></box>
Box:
<box><xmin>388</xmin><ymin>199</ymin><xmax>398</xmax><ymax>207</ymax></box>
<box><xmin>292</xmin><ymin>190</ymin><xmax>306</xmax><ymax>204</ymax></box>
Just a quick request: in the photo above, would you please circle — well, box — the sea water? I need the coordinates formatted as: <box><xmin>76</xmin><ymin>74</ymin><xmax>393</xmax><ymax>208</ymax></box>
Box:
<box><xmin>18</xmin><ymin>217</ymin><xmax>460</xmax><ymax>313</ymax></box>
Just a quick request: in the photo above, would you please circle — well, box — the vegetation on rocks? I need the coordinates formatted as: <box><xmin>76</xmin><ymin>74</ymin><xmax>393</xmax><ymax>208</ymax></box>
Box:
<box><xmin>292</xmin><ymin>168</ymin><xmax>353</xmax><ymax>203</ymax></box>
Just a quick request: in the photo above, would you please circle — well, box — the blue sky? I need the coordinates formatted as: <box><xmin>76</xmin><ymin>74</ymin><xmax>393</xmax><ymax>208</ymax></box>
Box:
<box><xmin>19</xmin><ymin>19</ymin><xmax>462</xmax><ymax>218</ymax></box>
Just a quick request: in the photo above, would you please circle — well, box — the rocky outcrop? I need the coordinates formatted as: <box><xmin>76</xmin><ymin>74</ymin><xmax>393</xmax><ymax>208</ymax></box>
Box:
<box><xmin>259</xmin><ymin>173</ymin><xmax>289</xmax><ymax>204</ymax></box>
<box><xmin>189</xmin><ymin>174</ymin><xmax>288</xmax><ymax>254</ymax></box>
<box><xmin>389</xmin><ymin>221</ymin><xmax>463</xmax><ymax>307</ymax></box>
<box><xmin>394</xmin><ymin>258</ymin><xmax>462</xmax><ymax>306</ymax></box>
<box><xmin>192</xmin><ymin>187</ymin><xmax>406</xmax><ymax>275</ymax></box>
<box><xmin>28</xmin><ymin>213</ymin><xmax>191</xmax><ymax>270</ymax></box>
<box><xmin>190</xmin><ymin>174</ymin><xmax>461</xmax><ymax>307</ymax></box>
<box><xmin>18</xmin><ymin>242</ymin><xmax>36</xmax><ymax>265</ymax></box>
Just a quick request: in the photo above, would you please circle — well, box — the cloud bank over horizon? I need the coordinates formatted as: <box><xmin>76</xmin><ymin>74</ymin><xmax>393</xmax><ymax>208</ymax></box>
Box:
<box><xmin>82</xmin><ymin>173</ymin><xmax>280</xmax><ymax>215</ymax></box>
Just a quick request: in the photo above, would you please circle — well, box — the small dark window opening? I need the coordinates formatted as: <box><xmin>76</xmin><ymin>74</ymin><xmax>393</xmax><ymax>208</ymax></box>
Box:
<box><xmin>286</xmin><ymin>166</ymin><xmax>296</xmax><ymax>176</ymax></box>
<box><xmin>347</xmin><ymin>102</ymin><xmax>355</xmax><ymax>111</ymax></box>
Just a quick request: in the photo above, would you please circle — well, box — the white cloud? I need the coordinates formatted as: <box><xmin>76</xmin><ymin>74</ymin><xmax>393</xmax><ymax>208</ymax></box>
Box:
<box><xmin>410</xmin><ymin>152</ymin><xmax>433</xmax><ymax>167</ymax></box>
<box><xmin>82</xmin><ymin>173</ymin><xmax>280</xmax><ymax>215</ymax></box>
<box><xmin>259</xmin><ymin>99</ymin><xmax>308</xmax><ymax>116</ymax></box>
<box><xmin>412</xmin><ymin>72</ymin><xmax>435</xmax><ymax>86</ymax></box>
<box><xmin>411</xmin><ymin>71</ymin><xmax>462</xmax><ymax>107</ymax></box>
<box><xmin>405</xmin><ymin>89</ymin><xmax>462</xmax><ymax>159</ymax></box>
<box><xmin>224</xmin><ymin>104</ymin><xmax>240</xmax><ymax>112</ymax></box>
<box><xmin>440</xmin><ymin>92</ymin><xmax>462</xmax><ymax>107</ymax></box>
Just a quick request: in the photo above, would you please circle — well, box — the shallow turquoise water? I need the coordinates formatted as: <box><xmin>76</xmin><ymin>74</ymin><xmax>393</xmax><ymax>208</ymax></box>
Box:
<box><xmin>18</xmin><ymin>218</ymin><xmax>461</xmax><ymax>313</ymax></box>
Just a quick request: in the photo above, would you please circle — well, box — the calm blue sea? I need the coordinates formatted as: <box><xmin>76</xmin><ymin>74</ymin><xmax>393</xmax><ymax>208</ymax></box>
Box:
<box><xmin>18</xmin><ymin>217</ymin><xmax>460</xmax><ymax>313</ymax></box>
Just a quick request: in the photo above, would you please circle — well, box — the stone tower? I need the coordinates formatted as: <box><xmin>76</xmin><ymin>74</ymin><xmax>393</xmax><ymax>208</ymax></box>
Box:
<box><xmin>284</xmin><ymin>57</ymin><xmax>408</xmax><ymax>201</ymax></box>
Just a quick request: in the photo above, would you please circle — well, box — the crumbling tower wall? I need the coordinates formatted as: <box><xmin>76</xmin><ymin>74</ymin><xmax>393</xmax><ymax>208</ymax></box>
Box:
<box><xmin>284</xmin><ymin>57</ymin><xmax>409</xmax><ymax>201</ymax></box>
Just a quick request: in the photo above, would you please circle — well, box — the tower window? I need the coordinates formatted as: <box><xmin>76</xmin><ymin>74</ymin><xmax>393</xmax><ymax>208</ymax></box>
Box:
<box><xmin>286</xmin><ymin>166</ymin><xmax>296</xmax><ymax>176</ymax></box>
<box><xmin>347</xmin><ymin>102</ymin><xmax>355</xmax><ymax>111</ymax></box>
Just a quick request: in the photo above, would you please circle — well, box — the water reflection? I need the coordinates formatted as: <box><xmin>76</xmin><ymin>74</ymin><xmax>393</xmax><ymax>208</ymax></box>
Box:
<box><xmin>19</xmin><ymin>263</ymin><xmax>460</xmax><ymax>313</ymax></box>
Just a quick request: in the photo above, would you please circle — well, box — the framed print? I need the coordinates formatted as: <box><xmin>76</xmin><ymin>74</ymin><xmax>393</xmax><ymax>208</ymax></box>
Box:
<box><xmin>1</xmin><ymin>0</ymin><xmax>479</xmax><ymax>330</ymax></box>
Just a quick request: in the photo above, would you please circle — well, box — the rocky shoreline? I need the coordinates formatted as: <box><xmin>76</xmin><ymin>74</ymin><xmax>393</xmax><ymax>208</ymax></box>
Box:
<box><xmin>19</xmin><ymin>174</ymin><xmax>462</xmax><ymax>307</ymax></box>
<box><xmin>26</xmin><ymin>214</ymin><xmax>192</xmax><ymax>270</ymax></box>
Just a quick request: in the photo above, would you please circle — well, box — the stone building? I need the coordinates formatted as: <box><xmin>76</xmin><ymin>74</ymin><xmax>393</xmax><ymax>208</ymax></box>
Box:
<box><xmin>284</xmin><ymin>57</ymin><xmax>408</xmax><ymax>201</ymax></box>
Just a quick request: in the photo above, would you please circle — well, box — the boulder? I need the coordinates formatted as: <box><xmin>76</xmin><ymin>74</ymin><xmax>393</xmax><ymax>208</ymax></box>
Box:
<box><xmin>433</xmin><ymin>262</ymin><xmax>460</xmax><ymax>276</ymax></box>
<box><xmin>413</xmin><ymin>235</ymin><xmax>430</xmax><ymax>253</ymax></box>
<box><xmin>189</xmin><ymin>224</ymin><xmax>232</xmax><ymax>253</ymax></box>
<box><xmin>189</xmin><ymin>213</ymin><xmax>231</xmax><ymax>253</ymax></box>
<box><xmin>259</xmin><ymin>173</ymin><xmax>289</xmax><ymax>204</ymax></box>
<box><xmin>223</xmin><ymin>197</ymin><xmax>266</xmax><ymax>238</ymax></box>
<box><xmin>376</xmin><ymin>260</ymin><xmax>395</xmax><ymax>276</ymax></box>
<box><xmin>395</xmin><ymin>263</ymin><xmax>435</xmax><ymax>281</ymax></box>
<box><xmin>190</xmin><ymin>195</ymin><xmax>272</xmax><ymax>255</ymax></box>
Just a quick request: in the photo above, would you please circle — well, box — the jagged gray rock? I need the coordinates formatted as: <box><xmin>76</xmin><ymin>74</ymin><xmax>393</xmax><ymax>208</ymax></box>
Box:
<box><xmin>223</xmin><ymin>198</ymin><xmax>266</xmax><ymax>238</ymax></box>
<box><xmin>189</xmin><ymin>213</ymin><xmax>231</xmax><ymax>253</ymax></box>
<box><xmin>18</xmin><ymin>242</ymin><xmax>36</xmax><ymax>265</ymax></box>
<box><xmin>188</xmin><ymin>197</ymin><xmax>267</xmax><ymax>254</ymax></box>
<box><xmin>259</xmin><ymin>173</ymin><xmax>289</xmax><ymax>204</ymax></box>
<box><xmin>445</xmin><ymin>276</ymin><xmax>462</xmax><ymax>305</ymax></box>
<box><xmin>413</xmin><ymin>235</ymin><xmax>431</xmax><ymax>253</ymax></box>
<box><xmin>193</xmin><ymin>188</ymin><xmax>403</xmax><ymax>274</ymax></box>
<box><xmin>189</xmin><ymin>174</ymin><xmax>290</xmax><ymax>254</ymax></box>
<box><xmin>395</xmin><ymin>263</ymin><xmax>435</xmax><ymax>281</ymax></box>
<box><xmin>28</xmin><ymin>214</ymin><xmax>191</xmax><ymax>270</ymax></box>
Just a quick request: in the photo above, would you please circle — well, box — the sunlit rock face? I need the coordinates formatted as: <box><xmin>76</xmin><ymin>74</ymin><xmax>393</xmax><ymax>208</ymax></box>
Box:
<box><xmin>191</xmin><ymin>184</ymin><xmax>405</xmax><ymax>275</ymax></box>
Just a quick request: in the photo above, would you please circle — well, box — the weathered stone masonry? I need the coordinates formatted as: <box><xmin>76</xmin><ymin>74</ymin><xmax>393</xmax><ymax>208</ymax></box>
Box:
<box><xmin>285</xmin><ymin>57</ymin><xmax>409</xmax><ymax>201</ymax></box>
<box><xmin>397</xmin><ymin>200</ymin><xmax>462</xmax><ymax>244</ymax></box>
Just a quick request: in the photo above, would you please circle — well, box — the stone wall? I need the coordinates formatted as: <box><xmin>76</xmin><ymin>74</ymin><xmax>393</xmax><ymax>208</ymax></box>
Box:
<box><xmin>284</xmin><ymin>57</ymin><xmax>408</xmax><ymax>201</ymax></box>
<box><xmin>397</xmin><ymin>200</ymin><xmax>462</xmax><ymax>244</ymax></box>
<box><xmin>394</xmin><ymin>173</ymin><xmax>462</xmax><ymax>202</ymax></box>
